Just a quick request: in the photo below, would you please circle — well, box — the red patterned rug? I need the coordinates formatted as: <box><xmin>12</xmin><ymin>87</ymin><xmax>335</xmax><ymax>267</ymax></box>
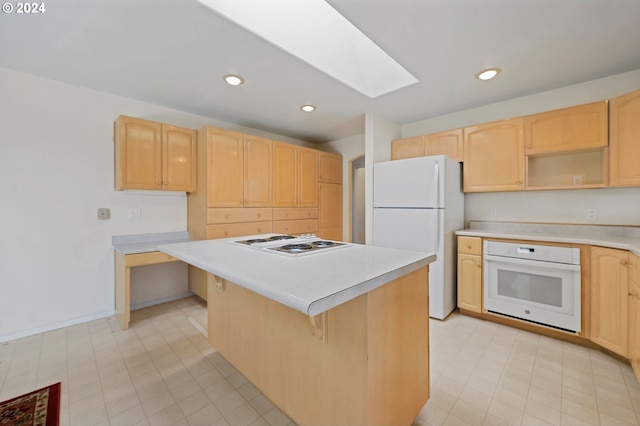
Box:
<box><xmin>0</xmin><ymin>383</ymin><xmax>60</xmax><ymax>426</ymax></box>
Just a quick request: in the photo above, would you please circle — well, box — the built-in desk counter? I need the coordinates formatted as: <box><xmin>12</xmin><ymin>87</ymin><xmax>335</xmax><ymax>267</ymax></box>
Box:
<box><xmin>112</xmin><ymin>232</ymin><xmax>190</xmax><ymax>329</ymax></box>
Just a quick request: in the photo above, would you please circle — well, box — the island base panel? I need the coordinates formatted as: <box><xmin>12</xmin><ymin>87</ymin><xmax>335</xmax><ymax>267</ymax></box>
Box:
<box><xmin>207</xmin><ymin>266</ymin><xmax>430</xmax><ymax>426</ymax></box>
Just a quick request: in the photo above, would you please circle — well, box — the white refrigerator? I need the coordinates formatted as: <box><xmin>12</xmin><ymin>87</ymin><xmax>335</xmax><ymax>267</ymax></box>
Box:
<box><xmin>373</xmin><ymin>155</ymin><xmax>464</xmax><ymax>319</ymax></box>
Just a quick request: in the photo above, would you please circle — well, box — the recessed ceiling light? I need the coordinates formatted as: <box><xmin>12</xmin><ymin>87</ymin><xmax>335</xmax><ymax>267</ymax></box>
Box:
<box><xmin>476</xmin><ymin>68</ymin><xmax>501</xmax><ymax>81</ymax></box>
<box><xmin>301</xmin><ymin>105</ymin><xmax>316</xmax><ymax>112</ymax></box>
<box><xmin>223</xmin><ymin>74</ymin><xmax>245</xmax><ymax>86</ymax></box>
<box><xmin>198</xmin><ymin>0</ymin><xmax>418</xmax><ymax>98</ymax></box>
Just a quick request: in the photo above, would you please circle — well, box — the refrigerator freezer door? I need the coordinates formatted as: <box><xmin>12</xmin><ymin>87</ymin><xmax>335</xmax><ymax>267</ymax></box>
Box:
<box><xmin>373</xmin><ymin>156</ymin><xmax>441</xmax><ymax>208</ymax></box>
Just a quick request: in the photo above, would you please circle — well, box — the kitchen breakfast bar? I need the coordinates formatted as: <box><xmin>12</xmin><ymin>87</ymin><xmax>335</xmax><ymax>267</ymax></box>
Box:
<box><xmin>159</xmin><ymin>235</ymin><xmax>436</xmax><ymax>426</ymax></box>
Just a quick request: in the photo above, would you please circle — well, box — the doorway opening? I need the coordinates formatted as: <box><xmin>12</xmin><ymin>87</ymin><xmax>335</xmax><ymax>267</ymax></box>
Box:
<box><xmin>349</xmin><ymin>155</ymin><xmax>365</xmax><ymax>244</ymax></box>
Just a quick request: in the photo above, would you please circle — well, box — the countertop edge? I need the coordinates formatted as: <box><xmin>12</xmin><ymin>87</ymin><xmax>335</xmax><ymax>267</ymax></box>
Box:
<box><xmin>306</xmin><ymin>255</ymin><xmax>435</xmax><ymax>316</ymax></box>
<box><xmin>455</xmin><ymin>229</ymin><xmax>640</xmax><ymax>257</ymax></box>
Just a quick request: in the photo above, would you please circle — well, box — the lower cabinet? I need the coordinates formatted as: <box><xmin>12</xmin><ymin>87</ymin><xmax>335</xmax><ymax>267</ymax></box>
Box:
<box><xmin>590</xmin><ymin>246</ymin><xmax>629</xmax><ymax>357</ymax></box>
<box><xmin>457</xmin><ymin>237</ymin><xmax>483</xmax><ymax>313</ymax></box>
<box><xmin>629</xmin><ymin>254</ymin><xmax>640</xmax><ymax>377</ymax></box>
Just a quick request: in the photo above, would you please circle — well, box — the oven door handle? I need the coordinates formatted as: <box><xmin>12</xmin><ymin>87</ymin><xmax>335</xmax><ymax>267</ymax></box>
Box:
<box><xmin>483</xmin><ymin>254</ymin><xmax>580</xmax><ymax>271</ymax></box>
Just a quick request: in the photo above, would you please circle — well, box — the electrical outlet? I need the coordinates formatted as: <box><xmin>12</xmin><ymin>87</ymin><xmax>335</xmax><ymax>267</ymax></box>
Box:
<box><xmin>97</xmin><ymin>208</ymin><xmax>110</xmax><ymax>220</ymax></box>
<box><xmin>572</xmin><ymin>175</ymin><xmax>583</xmax><ymax>185</ymax></box>
<box><xmin>489</xmin><ymin>208</ymin><xmax>497</xmax><ymax>219</ymax></box>
<box><xmin>587</xmin><ymin>208</ymin><xmax>597</xmax><ymax>221</ymax></box>
<box><xmin>128</xmin><ymin>208</ymin><xmax>142</xmax><ymax>219</ymax></box>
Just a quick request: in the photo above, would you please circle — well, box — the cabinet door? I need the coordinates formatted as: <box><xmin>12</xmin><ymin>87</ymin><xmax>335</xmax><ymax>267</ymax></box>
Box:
<box><xmin>391</xmin><ymin>136</ymin><xmax>424</xmax><ymax>160</ymax></box>
<box><xmin>629</xmin><ymin>254</ymin><xmax>640</xmax><ymax>380</ymax></box>
<box><xmin>525</xmin><ymin>101</ymin><xmax>608</xmax><ymax>155</ymax></box>
<box><xmin>297</xmin><ymin>147</ymin><xmax>319</xmax><ymax>207</ymax></box>
<box><xmin>610</xmin><ymin>89</ymin><xmax>640</xmax><ymax>187</ymax></box>
<box><xmin>319</xmin><ymin>152</ymin><xmax>342</xmax><ymax>183</ymax></box>
<box><xmin>457</xmin><ymin>253</ymin><xmax>482</xmax><ymax>313</ymax></box>
<box><xmin>425</xmin><ymin>129</ymin><xmax>463</xmax><ymax>162</ymax></box>
<box><xmin>115</xmin><ymin>115</ymin><xmax>162</xmax><ymax>190</ymax></box>
<box><xmin>590</xmin><ymin>246</ymin><xmax>629</xmax><ymax>357</ymax></box>
<box><xmin>244</xmin><ymin>135</ymin><xmax>273</xmax><ymax>206</ymax></box>
<box><xmin>319</xmin><ymin>183</ymin><xmax>342</xmax><ymax>240</ymax></box>
<box><xmin>463</xmin><ymin>118</ymin><xmax>525</xmax><ymax>192</ymax></box>
<box><xmin>206</xmin><ymin>128</ymin><xmax>244</xmax><ymax>207</ymax></box>
<box><xmin>162</xmin><ymin>125</ymin><xmax>197</xmax><ymax>192</ymax></box>
<box><xmin>273</xmin><ymin>142</ymin><xmax>297</xmax><ymax>207</ymax></box>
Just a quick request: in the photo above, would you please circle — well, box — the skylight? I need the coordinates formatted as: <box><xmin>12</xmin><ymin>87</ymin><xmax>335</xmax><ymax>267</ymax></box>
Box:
<box><xmin>197</xmin><ymin>0</ymin><xmax>418</xmax><ymax>98</ymax></box>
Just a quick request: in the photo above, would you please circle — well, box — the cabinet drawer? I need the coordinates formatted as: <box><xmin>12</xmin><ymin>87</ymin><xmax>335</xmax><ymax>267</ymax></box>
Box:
<box><xmin>207</xmin><ymin>208</ymin><xmax>273</xmax><ymax>224</ymax></box>
<box><xmin>207</xmin><ymin>221</ymin><xmax>273</xmax><ymax>239</ymax></box>
<box><xmin>273</xmin><ymin>219</ymin><xmax>319</xmax><ymax>235</ymax></box>
<box><xmin>630</xmin><ymin>253</ymin><xmax>640</xmax><ymax>285</ymax></box>
<box><xmin>458</xmin><ymin>236</ymin><xmax>482</xmax><ymax>255</ymax></box>
<box><xmin>273</xmin><ymin>208</ymin><xmax>319</xmax><ymax>221</ymax></box>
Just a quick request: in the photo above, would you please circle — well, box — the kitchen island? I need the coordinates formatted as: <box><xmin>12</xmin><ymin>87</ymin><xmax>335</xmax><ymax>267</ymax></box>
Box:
<box><xmin>159</xmin><ymin>235</ymin><xmax>436</xmax><ymax>426</ymax></box>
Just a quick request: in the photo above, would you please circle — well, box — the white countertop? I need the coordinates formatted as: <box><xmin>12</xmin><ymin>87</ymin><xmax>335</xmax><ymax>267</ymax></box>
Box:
<box><xmin>456</xmin><ymin>222</ymin><xmax>640</xmax><ymax>257</ymax></box>
<box><xmin>158</xmin><ymin>234</ymin><xmax>436</xmax><ymax>316</ymax></box>
<box><xmin>112</xmin><ymin>231</ymin><xmax>190</xmax><ymax>254</ymax></box>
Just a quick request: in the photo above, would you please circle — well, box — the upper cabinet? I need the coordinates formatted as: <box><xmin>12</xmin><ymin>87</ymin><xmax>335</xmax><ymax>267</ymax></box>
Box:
<box><xmin>609</xmin><ymin>89</ymin><xmax>640</xmax><ymax>187</ymax></box>
<box><xmin>114</xmin><ymin>115</ymin><xmax>196</xmax><ymax>192</ymax></box>
<box><xmin>425</xmin><ymin>129</ymin><xmax>463</xmax><ymax>162</ymax></box>
<box><xmin>319</xmin><ymin>152</ymin><xmax>342</xmax><ymax>183</ymax></box>
<box><xmin>524</xmin><ymin>101</ymin><xmax>608</xmax><ymax>155</ymax></box>
<box><xmin>273</xmin><ymin>142</ymin><xmax>318</xmax><ymax>207</ymax></box>
<box><xmin>204</xmin><ymin>127</ymin><xmax>245</xmax><ymax>207</ymax></box>
<box><xmin>463</xmin><ymin>118</ymin><xmax>525</xmax><ymax>192</ymax></box>
<box><xmin>202</xmin><ymin>127</ymin><xmax>273</xmax><ymax>208</ymax></box>
<box><xmin>391</xmin><ymin>129</ymin><xmax>463</xmax><ymax>162</ymax></box>
<box><xmin>391</xmin><ymin>136</ymin><xmax>424</xmax><ymax>160</ymax></box>
<box><xmin>244</xmin><ymin>135</ymin><xmax>273</xmax><ymax>206</ymax></box>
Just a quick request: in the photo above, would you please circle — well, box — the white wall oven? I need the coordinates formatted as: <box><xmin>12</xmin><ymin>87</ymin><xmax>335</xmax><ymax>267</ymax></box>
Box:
<box><xmin>483</xmin><ymin>241</ymin><xmax>581</xmax><ymax>333</ymax></box>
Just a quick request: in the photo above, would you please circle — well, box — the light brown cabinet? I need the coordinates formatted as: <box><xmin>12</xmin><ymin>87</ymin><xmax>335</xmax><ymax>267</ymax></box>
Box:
<box><xmin>201</xmin><ymin>127</ymin><xmax>273</xmax><ymax>208</ymax></box>
<box><xmin>463</xmin><ymin>118</ymin><xmax>525</xmax><ymax>192</ymax></box>
<box><xmin>629</xmin><ymin>254</ymin><xmax>640</xmax><ymax>378</ymax></box>
<box><xmin>318</xmin><ymin>152</ymin><xmax>343</xmax><ymax>240</ymax></box>
<box><xmin>319</xmin><ymin>152</ymin><xmax>342</xmax><ymax>183</ymax></box>
<box><xmin>391</xmin><ymin>136</ymin><xmax>424</xmax><ymax>160</ymax></box>
<box><xmin>610</xmin><ymin>89</ymin><xmax>640</xmax><ymax>187</ymax></box>
<box><xmin>204</xmin><ymin>127</ymin><xmax>245</xmax><ymax>207</ymax></box>
<box><xmin>590</xmin><ymin>246</ymin><xmax>629</xmax><ymax>357</ymax></box>
<box><xmin>115</xmin><ymin>115</ymin><xmax>196</xmax><ymax>191</ymax></box>
<box><xmin>425</xmin><ymin>129</ymin><xmax>463</xmax><ymax>162</ymax></box>
<box><xmin>525</xmin><ymin>101</ymin><xmax>608</xmax><ymax>155</ymax></box>
<box><xmin>273</xmin><ymin>142</ymin><xmax>318</xmax><ymax>207</ymax></box>
<box><xmin>391</xmin><ymin>129</ymin><xmax>463</xmax><ymax>162</ymax></box>
<box><xmin>319</xmin><ymin>183</ymin><xmax>342</xmax><ymax>240</ymax></box>
<box><xmin>244</xmin><ymin>135</ymin><xmax>273</xmax><ymax>206</ymax></box>
<box><xmin>457</xmin><ymin>236</ymin><xmax>483</xmax><ymax>313</ymax></box>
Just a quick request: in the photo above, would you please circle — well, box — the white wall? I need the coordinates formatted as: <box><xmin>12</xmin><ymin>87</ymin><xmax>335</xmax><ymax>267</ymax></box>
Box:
<box><xmin>400</xmin><ymin>69</ymin><xmax>640</xmax><ymax>227</ymax></box>
<box><xmin>364</xmin><ymin>113</ymin><xmax>400</xmax><ymax>243</ymax></box>
<box><xmin>0</xmin><ymin>68</ymin><xmax>307</xmax><ymax>342</ymax></box>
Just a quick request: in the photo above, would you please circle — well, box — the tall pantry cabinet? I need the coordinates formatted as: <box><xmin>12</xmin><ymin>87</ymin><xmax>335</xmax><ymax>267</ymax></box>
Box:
<box><xmin>187</xmin><ymin>127</ymin><xmax>343</xmax><ymax>300</ymax></box>
<box><xmin>188</xmin><ymin>126</ymin><xmax>274</xmax><ymax>299</ymax></box>
<box><xmin>318</xmin><ymin>152</ymin><xmax>343</xmax><ymax>240</ymax></box>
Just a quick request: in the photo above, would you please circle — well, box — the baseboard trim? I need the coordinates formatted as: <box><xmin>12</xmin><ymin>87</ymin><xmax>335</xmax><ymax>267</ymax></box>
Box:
<box><xmin>0</xmin><ymin>292</ymin><xmax>196</xmax><ymax>343</ymax></box>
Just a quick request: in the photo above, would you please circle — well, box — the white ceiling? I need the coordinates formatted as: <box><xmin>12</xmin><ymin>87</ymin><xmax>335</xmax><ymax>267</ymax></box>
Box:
<box><xmin>1</xmin><ymin>0</ymin><xmax>639</xmax><ymax>143</ymax></box>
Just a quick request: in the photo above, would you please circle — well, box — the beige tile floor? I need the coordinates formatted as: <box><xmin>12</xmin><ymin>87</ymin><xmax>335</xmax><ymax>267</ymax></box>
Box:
<box><xmin>0</xmin><ymin>296</ymin><xmax>639</xmax><ymax>426</ymax></box>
